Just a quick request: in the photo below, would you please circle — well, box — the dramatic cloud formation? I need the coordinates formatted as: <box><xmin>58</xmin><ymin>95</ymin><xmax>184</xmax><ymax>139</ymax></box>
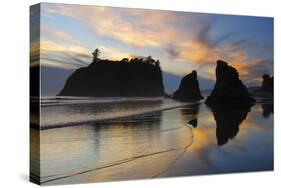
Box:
<box><xmin>35</xmin><ymin>3</ymin><xmax>273</xmax><ymax>90</ymax></box>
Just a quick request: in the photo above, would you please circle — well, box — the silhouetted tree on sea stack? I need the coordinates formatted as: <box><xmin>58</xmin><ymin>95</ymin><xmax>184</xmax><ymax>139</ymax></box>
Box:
<box><xmin>155</xmin><ymin>60</ymin><xmax>160</xmax><ymax>67</ymax></box>
<box><xmin>92</xmin><ymin>48</ymin><xmax>100</xmax><ymax>63</ymax></box>
<box><xmin>121</xmin><ymin>58</ymin><xmax>129</xmax><ymax>63</ymax></box>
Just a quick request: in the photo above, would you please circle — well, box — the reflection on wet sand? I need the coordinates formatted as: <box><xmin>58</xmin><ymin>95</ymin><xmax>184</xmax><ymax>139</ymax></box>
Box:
<box><xmin>188</xmin><ymin>119</ymin><xmax>198</xmax><ymax>128</ymax></box>
<box><xmin>181</xmin><ymin>102</ymin><xmax>252</xmax><ymax>146</ymax></box>
<box><xmin>253</xmin><ymin>92</ymin><xmax>273</xmax><ymax>118</ymax></box>
<box><xmin>262</xmin><ymin>104</ymin><xmax>273</xmax><ymax>118</ymax></box>
<box><xmin>33</xmin><ymin>97</ymin><xmax>273</xmax><ymax>185</ymax></box>
<box><xmin>37</xmin><ymin>110</ymin><xmax>194</xmax><ymax>184</ymax></box>
<box><xmin>209</xmin><ymin>105</ymin><xmax>251</xmax><ymax>145</ymax></box>
<box><xmin>180</xmin><ymin>103</ymin><xmax>200</xmax><ymax>128</ymax></box>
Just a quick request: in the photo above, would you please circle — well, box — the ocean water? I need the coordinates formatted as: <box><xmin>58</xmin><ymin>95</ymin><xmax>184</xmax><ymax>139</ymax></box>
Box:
<box><xmin>30</xmin><ymin>94</ymin><xmax>273</xmax><ymax>185</ymax></box>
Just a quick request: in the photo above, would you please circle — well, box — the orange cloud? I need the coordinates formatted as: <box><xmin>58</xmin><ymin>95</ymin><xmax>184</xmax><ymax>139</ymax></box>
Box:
<box><xmin>52</xmin><ymin>31</ymin><xmax>74</xmax><ymax>41</ymax></box>
<box><xmin>41</xmin><ymin>4</ymin><xmax>271</xmax><ymax>86</ymax></box>
<box><xmin>41</xmin><ymin>41</ymin><xmax>89</xmax><ymax>56</ymax></box>
<box><xmin>98</xmin><ymin>45</ymin><xmax>135</xmax><ymax>60</ymax></box>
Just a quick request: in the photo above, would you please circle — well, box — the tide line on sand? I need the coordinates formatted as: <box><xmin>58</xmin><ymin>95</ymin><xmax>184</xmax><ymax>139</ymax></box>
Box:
<box><xmin>40</xmin><ymin>125</ymin><xmax>194</xmax><ymax>184</ymax></box>
<box><xmin>38</xmin><ymin>102</ymin><xmax>201</xmax><ymax>130</ymax></box>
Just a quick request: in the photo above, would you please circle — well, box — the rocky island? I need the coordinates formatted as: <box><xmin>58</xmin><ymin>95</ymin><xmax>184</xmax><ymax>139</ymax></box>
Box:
<box><xmin>58</xmin><ymin>50</ymin><xmax>164</xmax><ymax>97</ymax></box>
<box><xmin>205</xmin><ymin>60</ymin><xmax>255</xmax><ymax>107</ymax></box>
<box><xmin>172</xmin><ymin>70</ymin><xmax>203</xmax><ymax>101</ymax></box>
<box><xmin>261</xmin><ymin>74</ymin><xmax>273</xmax><ymax>92</ymax></box>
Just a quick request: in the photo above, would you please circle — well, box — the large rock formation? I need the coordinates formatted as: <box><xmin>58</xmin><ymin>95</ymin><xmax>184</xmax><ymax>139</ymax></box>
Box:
<box><xmin>172</xmin><ymin>71</ymin><xmax>203</xmax><ymax>101</ymax></box>
<box><xmin>58</xmin><ymin>59</ymin><xmax>164</xmax><ymax>97</ymax></box>
<box><xmin>205</xmin><ymin>60</ymin><xmax>255</xmax><ymax>106</ymax></box>
<box><xmin>261</xmin><ymin>74</ymin><xmax>273</xmax><ymax>92</ymax></box>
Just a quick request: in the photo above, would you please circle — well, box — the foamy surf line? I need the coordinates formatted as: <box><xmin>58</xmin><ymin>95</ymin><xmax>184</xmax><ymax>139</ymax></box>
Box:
<box><xmin>39</xmin><ymin>102</ymin><xmax>200</xmax><ymax>130</ymax></box>
<box><xmin>40</xmin><ymin>97</ymin><xmax>164</xmax><ymax>107</ymax></box>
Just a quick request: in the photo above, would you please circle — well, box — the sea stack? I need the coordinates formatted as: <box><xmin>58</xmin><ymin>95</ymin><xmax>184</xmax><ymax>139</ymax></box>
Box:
<box><xmin>205</xmin><ymin>60</ymin><xmax>255</xmax><ymax>106</ymax></box>
<box><xmin>261</xmin><ymin>74</ymin><xmax>273</xmax><ymax>92</ymax></box>
<box><xmin>58</xmin><ymin>57</ymin><xmax>164</xmax><ymax>97</ymax></box>
<box><xmin>172</xmin><ymin>70</ymin><xmax>203</xmax><ymax>101</ymax></box>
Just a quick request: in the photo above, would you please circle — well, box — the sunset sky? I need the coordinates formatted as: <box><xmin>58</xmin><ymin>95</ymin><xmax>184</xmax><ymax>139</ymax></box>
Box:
<box><xmin>31</xmin><ymin>3</ymin><xmax>273</xmax><ymax>95</ymax></box>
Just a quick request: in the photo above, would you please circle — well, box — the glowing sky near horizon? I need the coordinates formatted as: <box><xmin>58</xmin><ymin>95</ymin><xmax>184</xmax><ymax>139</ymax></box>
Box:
<box><xmin>31</xmin><ymin>3</ymin><xmax>273</xmax><ymax>90</ymax></box>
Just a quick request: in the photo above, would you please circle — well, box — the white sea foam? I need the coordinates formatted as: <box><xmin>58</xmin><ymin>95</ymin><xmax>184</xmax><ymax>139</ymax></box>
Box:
<box><xmin>38</xmin><ymin>97</ymin><xmax>199</xmax><ymax>129</ymax></box>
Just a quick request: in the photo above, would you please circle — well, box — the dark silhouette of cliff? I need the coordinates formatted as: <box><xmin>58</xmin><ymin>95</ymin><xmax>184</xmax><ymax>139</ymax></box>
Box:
<box><xmin>173</xmin><ymin>71</ymin><xmax>203</xmax><ymax>101</ymax></box>
<box><xmin>261</xmin><ymin>74</ymin><xmax>273</xmax><ymax>92</ymax></box>
<box><xmin>205</xmin><ymin>60</ymin><xmax>255</xmax><ymax>107</ymax></box>
<box><xmin>58</xmin><ymin>55</ymin><xmax>164</xmax><ymax>97</ymax></box>
<box><xmin>210</xmin><ymin>104</ymin><xmax>251</xmax><ymax>145</ymax></box>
